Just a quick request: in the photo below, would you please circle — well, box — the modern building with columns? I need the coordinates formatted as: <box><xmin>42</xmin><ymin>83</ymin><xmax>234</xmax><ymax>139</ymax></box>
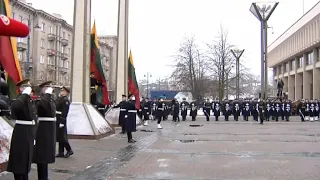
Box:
<box><xmin>267</xmin><ymin>1</ymin><xmax>320</xmax><ymax>100</ymax></box>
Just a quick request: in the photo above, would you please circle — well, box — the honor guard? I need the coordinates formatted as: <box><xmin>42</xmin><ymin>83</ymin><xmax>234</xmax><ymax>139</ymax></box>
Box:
<box><xmin>55</xmin><ymin>86</ymin><xmax>73</xmax><ymax>158</ymax></box>
<box><xmin>274</xmin><ymin>99</ymin><xmax>281</xmax><ymax>121</ymax></box>
<box><xmin>281</xmin><ymin>100</ymin><xmax>286</xmax><ymax>121</ymax></box>
<box><xmin>309</xmin><ymin>100</ymin><xmax>316</xmax><ymax>122</ymax></box>
<box><xmin>164</xmin><ymin>100</ymin><xmax>171</xmax><ymax>120</ymax></box>
<box><xmin>203</xmin><ymin>99</ymin><xmax>211</xmax><ymax>121</ymax></box>
<box><xmin>297</xmin><ymin>99</ymin><xmax>306</xmax><ymax>121</ymax></box>
<box><xmin>265</xmin><ymin>99</ymin><xmax>272</xmax><ymax>121</ymax></box>
<box><xmin>142</xmin><ymin>98</ymin><xmax>152</xmax><ymax>126</ymax></box>
<box><xmin>315</xmin><ymin>99</ymin><xmax>319</xmax><ymax>121</ymax></box>
<box><xmin>0</xmin><ymin>79</ymin><xmax>10</xmax><ymax>117</ymax></box>
<box><xmin>33</xmin><ymin>81</ymin><xmax>57</xmax><ymax>180</ymax></box>
<box><xmin>242</xmin><ymin>99</ymin><xmax>250</xmax><ymax>121</ymax></box>
<box><xmin>172</xmin><ymin>99</ymin><xmax>180</xmax><ymax>122</ymax></box>
<box><xmin>284</xmin><ymin>99</ymin><xmax>292</xmax><ymax>121</ymax></box>
<box><xmin>252</xmin><ymin>99</ymin><xmax>259</xmax><ymax>121</ymax></box>
<box><xmin>222</xmin><ymin>99</ymin><xmax>231</xmax><ymax>121</ymax></box>
<box><xmin>212</xmin><ymin>100</ymin><xmax>220</xmax><ymax>121</ymax></box>
<box><xmin>151</xmin><ymin>99</ymin><xmax>157</xmax><ymax>120</ymax></box>
<box><xmin>232</xmin><ymin>99</ymin><xmax>241</xmax><ymax>121</ymax></box>
<box><xmin>7</xmin><ymin>79</ymin><xmax>37</xmax><ymax>180</ymax></box>
<box><xmin>189</xmin><ymin>100</ymin><xmax>197</xmax><ymax>121</ymax></box>
<box><xmin>180</xmin><ymin>98</ymin><xmax>189</xmax><ymax>121</ymax></box>
<box><xmin>156</xmin><ymin>98</ymin><xmax>165</xmax><ymax>129</ymax></box>
<box><xmin>258</xmin><ymin>99</ymin><xmax>265</xmax><ymax>124</ymax></box>
<box><xmin>305</xmin><ymin>99</ymin><xmax>310</xmax><ymax>121</ymax></box>
<box><xmin>113</xmin><ymin>95</ymin><xmax>127</xmax><ymax>134</ymax></box>
<box><xmin>124</xmin><ymin>94</ymin><xmax>138</xmax><ymax>143</ymax></box>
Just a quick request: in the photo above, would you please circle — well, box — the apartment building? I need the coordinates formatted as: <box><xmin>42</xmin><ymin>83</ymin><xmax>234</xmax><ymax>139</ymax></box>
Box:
<box><xmin>267</xmin><ymin>2</ymin><xmax>320</xmax><ymax>100</ymax></box>
<box><xmin>10</xmin><ymin>0</ymin><xmax>116</xmax><ymax>88</ymax></box>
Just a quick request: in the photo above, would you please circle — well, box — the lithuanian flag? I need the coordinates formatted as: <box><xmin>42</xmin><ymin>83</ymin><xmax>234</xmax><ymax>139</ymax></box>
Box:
<box><xmin>90</xmin><ymin>21</ymin><xmax>110</xmax><ymax>105</ymax></box>
<box><xmin>128</xmin><ymin>50</ymin><xmax>140</xmax><ymax>109</ymax></box>
<box><xmin>0</xmin><ymin>0</ymin><xmax>23</xmax><ymax>98</ymax></box>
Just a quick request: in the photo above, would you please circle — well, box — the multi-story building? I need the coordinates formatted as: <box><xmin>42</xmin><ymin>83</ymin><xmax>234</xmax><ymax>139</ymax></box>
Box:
<box><xmin>267</xmin><ymin>1</ymin><xmax>320</xmax><ymax>100</ymax></box>
<box><xmin>10</xmin><ymin>0</ymin><xmax>117</xmax><ymax>89</ymax></box>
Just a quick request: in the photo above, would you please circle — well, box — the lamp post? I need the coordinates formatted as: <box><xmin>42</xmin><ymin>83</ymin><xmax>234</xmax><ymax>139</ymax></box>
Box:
<box><xmin>250</xmin><ymin>2</ymin><xmax>278</xmax><ymax>100</ymax></box>
<box><xmin>144</xmin><ymin>72</ymin><xmax>152</xmax><ymax>98</ymax></box>
<box><xmin>231</xmin><ymin>49</ymin><xmax>245</xmax><ymax>99</ymax></box>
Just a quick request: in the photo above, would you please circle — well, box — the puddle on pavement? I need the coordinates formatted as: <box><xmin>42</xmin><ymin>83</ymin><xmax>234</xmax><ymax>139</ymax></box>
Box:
<box><xmin>183</xmin><ymin>133</ymin><xmax>198</xmax><ymax>135</ymax></box>
<box><xmin>189</xmin><ymin>124</ymin><xmax>203</xmax><ymax>127</ymax></box>
<box><xmin>140</xmin><ymin>129</ymin><xmax>154</xmax><ymax>132</ymax></box>
<box><xmin>170</xmin><ymin>139</ymin><xmax>197</xmax><ymax>143</ymax></box>
<box><xmin>51</xmin><ymin>169</ymin><xmax>74</xmax><ymax>174</ymax></box>
<box><xmin>306</xmin><ymin>134</ymin><xmax>320</xmax><ymax>137</ymax></box>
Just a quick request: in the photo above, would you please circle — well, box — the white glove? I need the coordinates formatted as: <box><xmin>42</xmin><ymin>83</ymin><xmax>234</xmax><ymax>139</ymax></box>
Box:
<box><xmin>125</xmin><ymin>115</ymin><xmax>128</xmax><ymax>118</ymax></box>
<box><xmin>147</xmin><ymin>112</ymin><xmax>149</xmax><ymax>115</ymax></box>
<box><xmin>45</xmin><ymin>87</ymin><xmax>53</xmax><ymax>94</ymax></box>
<box><xmin>59</xmin><ymin>124</ymin><xmax>64</xmax><ymax>128</ymax></box>
<box><xmin>22</xmin><ymin>87</ymin><xmax>32</xmax><ymax>95</ymax></box>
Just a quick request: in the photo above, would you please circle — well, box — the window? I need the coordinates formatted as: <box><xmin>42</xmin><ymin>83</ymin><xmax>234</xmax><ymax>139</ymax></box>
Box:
<box><xmin>62</xmin><ymin>32</ymin><xmax>65</xmax><ymax>38</ymax></box>
<box><xmin>40</xmin><ymin>39</ymin><xmax>44</xmax><ymax>48</ymax></box>
<box><xmin>40</xmin><ymin>55</ymin><xmax>44</xmax><ymax>64</ymax></box>
<box><xmin>61</xmin><ymin>46</ymin><xmax>65</xmax><ymax>53</ymax></box>
<box><xmin>291</xmin><ymin>60</ymin><xmax>295</xmax><ymax>70</ymax></box>
<box><xmin>41</xmin><ymin>22</ymin><xmax>45</xmax><ymax>32</ymax></box>
<box><xmin>64</xmin><ymin>61</ymin><xmax>69</xmax><ymax>68</ymax></box>
<box><xmin>307</xmin><ymin>52</ymin><xmax>313</xmax><ymax>65</ymax></box>
<box><xmin>285</xmin><ymin>63</ymin><xmax>289</xmax><ymax>72</ymax></box>
<box><xmin>68</xmin><ymin>34</ymin><xmax>71</xmax><ymax>41</ymax></box>
<box><xmin>49</xmin><ymin>26</ymin><xmax>53</xmax><ymax>33</ymax></box>
<box><xmin>298</xmin><ymin>56</ymin><xmax>303</xmax><ymax>68</ymax></box>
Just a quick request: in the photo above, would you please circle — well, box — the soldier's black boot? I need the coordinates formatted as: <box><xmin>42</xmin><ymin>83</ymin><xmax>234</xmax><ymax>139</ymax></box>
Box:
<box><xmin>215</xmin><ymin>116</ymin><xmax>218</xmax><ymax>121</ymax></box>
<box><xmin>56</xmin><ymin>153</ymin><xmax>64</xmax><ymax>158</ymax></box>
<box><xmin>64</xmin><ymin>150</ymin><xmax>74</xmax><ymax>158</ymax></box>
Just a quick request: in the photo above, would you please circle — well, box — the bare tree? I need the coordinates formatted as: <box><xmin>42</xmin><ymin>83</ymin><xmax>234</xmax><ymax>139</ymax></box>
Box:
<box><xmin>170</xmin><ymin>36</ymin><xmax>209</xmax><ymax>101</ymax></box>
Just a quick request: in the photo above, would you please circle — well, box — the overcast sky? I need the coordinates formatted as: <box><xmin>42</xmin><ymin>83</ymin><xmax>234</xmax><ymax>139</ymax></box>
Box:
<box><xmin>28</xmin><ymin>0</ymin><xmax>319</xmax><ymax>82</ymax></box>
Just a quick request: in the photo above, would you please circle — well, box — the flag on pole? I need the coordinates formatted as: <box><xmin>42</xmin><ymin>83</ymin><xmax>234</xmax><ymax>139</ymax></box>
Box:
<box><xmin>128</xmin><ymin>50</ymin><xmax>140</xmax><ymax>109</ymax></box>
<box><xmin>90</xmin><ymin>21</ymin><xmax>110</xmax><ymax>105</ymax></box>
<box><xmin>0</xmin><ymin>0</ymin><xmax>23</xmax><ymax>98</ymax></box>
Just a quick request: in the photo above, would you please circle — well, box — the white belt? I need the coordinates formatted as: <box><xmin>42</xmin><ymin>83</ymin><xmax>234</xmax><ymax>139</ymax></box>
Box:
<box><xmin>56</xmin><ymin>111</ymin><xmax>62</xmax><ymax>114</ymax></box>
<box><xmin>15</xmin><ymin>120</ymin><xmax>36</xmax><ymax>125</ymax></box>
<box><xmin>128</xmin><ymin>110</ymin><xmax>137</xmax><ymax>113</ymax></box>
<box><xmin>120</xmin><ymin>109</ymin><xmax>126</xmax><ymax>111</ymax></box>
<box><xmin>38</xmin><ymin>117</ymin><xmax>56</xmax><ymax>121</ymax></box>
<box><xmin>98</xmin><ymin>108</ymin><xmax>105</xmax><ymax>110</ymax></box>
<box><xmin>158</xmin><ymin>108</ymin><xmax>163</xmax><ymax>110</ymax></box>
<box><xmin>144</xmin><ymin>107</ymin><xmax>148</xmax><ymax>109</ymax></box>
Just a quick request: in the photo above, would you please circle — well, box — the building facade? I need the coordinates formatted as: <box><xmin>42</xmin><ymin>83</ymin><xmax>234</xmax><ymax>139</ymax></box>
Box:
<box><xmin>10</xmin><ymin>0</ymin><xmax>116</xmax><ymax>88</ymax></box>
<box><xmin>267</xmin><ymin>1</ymin><xmax>320</xmax><ymax>100</ymax></box>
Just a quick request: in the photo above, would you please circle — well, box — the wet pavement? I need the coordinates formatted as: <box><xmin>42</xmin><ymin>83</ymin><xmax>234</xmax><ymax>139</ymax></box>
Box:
<box><xmin>1</xmin><ymin>116</ymin><xmax>320</xmax><ymax>180</ymax></box>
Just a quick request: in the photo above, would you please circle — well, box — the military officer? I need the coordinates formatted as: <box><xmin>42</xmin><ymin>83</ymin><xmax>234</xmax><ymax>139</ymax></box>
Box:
<box><xmin>258</xmin><ymin>99</ymin><xmax>265</xmax><ymax>124</ymax></box>
<box><xmin>180</xmin><ymin>98</ymin><xmax>189</xmax><ymax>121</ymax></box>
<box><xmin>297</xmin><ymin>99</ymin><xmax>306</xmax><ymax>121</ymax></box>
<box><xmin>284</xmin><ymin>99</ymin><xmax>292</xmax><ymax>121</ymax></box>
<box><xmin>142</xmin><ymin>98</ymin><xmax>151</xmax><ymax>126</ymax></box>
<box><xmin>189</xmin><ymin>100</ymin><xmax>197</xmax><ymax>121</ymax></box>
<box><xmin>242</xmin><ymin>99</ymin><xmax>250</xmax><ymax>121</ymax></box>
<box><xmin>212</xmin><ymin>100</ymin><xmax>220</xmax><ymax>121</ymax></box>
<box><xmin>305</xmin><ymin>99</ymin><xmax>310</xmax><ymax>121</ymax></box>
<box><xmin>7</xmin><ymin>79</ymin><xmax>37</xmax><ymax>180</ymax></box>
<box><xmin>0</xmin><ymin>79</ymin><xmax>10</xmax><ymax>117</ymax></box>
<box><xmin>274</xmin><ymin>99</ymin><xmax>281</xmax><ymax>121</ymax></box>
<box><xmin>222</xmin><ymin>99</ymin><xmax>231</xmax><ymax>121</ymax></box>
<box><xmin>113</xmin><ymin>95</ymin><xmax>127</xmax><ymax>134</ymax></box>
<box><xmin>156</xmin><ymin>98</ymin><xmax>165</xmax><ymax>129</ymax></box>
<box><xmin>315</xmin><ymin>99</ymin><xmax>319</xmax><ymax>121</ymax></box>
<box><xmin>33</xmin><ymin>81</ymin><xmax>57</xmax><ymax>180</ymax></box>
<box><xmin>55</xmin><ymin>86</ymin><xmax>73</xmax><ymax>158</ymax></box>
<box><xmin>265</xmin><ymin>99</ymin><xmax>272</xmax><ymax>121</ymax></box>
<box><xmin>309</xmin><ymin>100</ymin><xmax>316</xmax><ymax>122</ymax></box>
<box><xmin>252</xmin><ymin>99</ymin><xmax>259</xmax><ymax>121</ymax></box>
<box><xmin>124</xmin><ymin>94</ymin><xmax>137</xmax><ymax>143</ymax></box>
<box><xmin>281</xmin><ymin>100</ymin><xmax>286</xmax><ymax>121</ymax></box>
<box><xmin>203</xmin><ymin>99</ymin><xmax>211</xmax><ymax>121</ymax></box>
<box><xmin>151</xmin><ymin>99</ymin><xmax>157</xmax><ymax>120</ymax></box>
<box><xmin>172</xmin><ymin>99</ymin><xmax>180</xmax><ymax>122</ymax></box>
<box><xmin>232</xmin><ymin>99</ymin><xmax>241</xmax><ymax>121</ymax></box>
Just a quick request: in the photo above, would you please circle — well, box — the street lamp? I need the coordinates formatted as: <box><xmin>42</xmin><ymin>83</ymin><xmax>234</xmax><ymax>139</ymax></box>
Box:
<box><xmin>144</xmin><ymin>72</ymin><xmax>152</xmax><ymax>98</ymax></box>
<box><xmin>250</xmin><ymin>2</ymin><xmax>278</xmax><ymax>100</ymax></box>
<box><xmin>20</xmin><ymin>15</ymin><xmax>41</xmax><ymax>79</ymax></box>
<box><xmin>230</xmin><ymin>49</ymin><xmax>245</xmax><ymax>99</ymax></box>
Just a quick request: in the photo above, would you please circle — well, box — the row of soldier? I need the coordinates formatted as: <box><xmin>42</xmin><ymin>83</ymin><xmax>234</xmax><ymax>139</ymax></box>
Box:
<box><xmin>0</xmin><ymin>79</ymin><xmax>73</xmax><ymax>180</ymax></box>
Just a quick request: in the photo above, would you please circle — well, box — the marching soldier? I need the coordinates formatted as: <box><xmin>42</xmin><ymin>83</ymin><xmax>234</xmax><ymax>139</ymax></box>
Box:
<box><xmin>203</xmin><ymin>99</ymin><xmax>211</xmax><ymax>121</ymax></box>
<box><xmin>281</xmin><ymin>100</ymin><xmax>286</xmax><ymax>121</ymax></box>
<box><xmin>222</xmin><ymin>99</ymin><xmax>231</xmax><ymax>121</ymax></box>
<box><xmin>180</xmin><ymin>98</ymin><xmax>189</xmax><ymax>121</ymax></box>
<box><xmin>163</xmin><ymin>100</ymin><xmax>169</xmax><ymax>121</ymax></box>
<box><xmin>124</xmin><ymin>94</ymin><xmax>138</xmax><ymax>143</ymax></box>
<box><xmin>265</xmin><ymin>99</ymin><xmax>272</xmax><ymax>121</ymax></box>
<box><xmin>212</xmin><ymin>99</ymin><xmax>220</xmax><ymax>121</ymax></box>
<box><xmin>7</xmin><ymin>79</ymin><xmax>37</xmax><ymax>180</ymax></box>
<box><xmin>189</xmin><ymin>100</ymin><xmax>197</xmax><ymax>121</ymax></box>
<box><xmin>297</xmin><ymin>99</ymin><xmax>306</xmax><ymax>121</ymax></box>
<box><xmin>172</xmin><ymin>99</ymin><xmax>180</xmax><ymax>122</ymax></box>
<box><xmin>156</xmin><ymin>98</ymin><xmax>165</xmax><ymax>129</ymax></box>
<box><xmin>315</xmin><ymin>99</ymin><xmax>319</xmax><ymax>121</ymax></box>
<box><xmin>33</xmin><ymin>81</ymin><xmax>57</xmax><ymax>180</ymax></box>
<box><xmin>142</xmin><ymin>98</ymin><xmax>151</xmax><ymax>126</ymax></box>
<box><xmin>252</xmin><ymin>99</ymin><xmax>260</xmax><ymax>121</ymax></box>
<box><xmin>232</xmin><ymin>99</ymin><xmax>241</xmax><ymax>121</ymax></box>
<box><xmin>258</xmin><ymin>99</ymin><xmax>265</xmax><ymax>124</ymax></box>
<box><xmin>274</xmin><ymin>99</ymin><xmax>281</xmax><ymax>121</ymax></box>
<box><xmin>309</xmin><ymin>100</ymin><xmax>316</xmax><ymax>122</ymax></box>
<box><xmin>151</xmin><ymin>99</ymin><xmax>157</xmax><ymax>120</ymax></box>
<box><xmin>55</xmin><ymin>86</ymin><xmax>73</xmax><ymax>158</ymax></box>
<box><xmin>113</xmin><ymin>95</ymin><xmax>127</xmax><ymax>134</ymax></box>
<box><xmin>305</xmin><ymin>99</ymin><xmax>310</xmax><ymax>121</ymax></box>
<box><xmin>242</xmin><ymin>99</ymin><xmax>250</xmax><ymax>121</ymax></box>
<box><xmin>284</xmin><ymin>99</ymin><xmax>292</xmax><ymax>121</ymax></box>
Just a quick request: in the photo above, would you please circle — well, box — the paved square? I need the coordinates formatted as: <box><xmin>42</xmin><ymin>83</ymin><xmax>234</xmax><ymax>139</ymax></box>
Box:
<box><xmin>1</xmin><ymin>116</ymin><xmax>320</xmax><ymax>180</ymax></box>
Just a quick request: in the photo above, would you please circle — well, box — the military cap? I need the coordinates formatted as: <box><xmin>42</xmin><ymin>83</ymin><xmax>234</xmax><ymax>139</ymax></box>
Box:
<box><xmin>122</xmin><ymin>94</ymin><xmax>127</xmax><ymax>97</ymax></box>
<box><xmin>16</xmin><ymin>79</ymin><xmax>30</xmax><ymax>87</ymax></box>
<box><xmin>39</xmin><ymin>80</ymin><xmax>53</xmax><ymax>87</ymax></box>
<box><xmin>61</xmin><ymin>86</ymin><xmax>70</xmax><ymax>93</ymax></box>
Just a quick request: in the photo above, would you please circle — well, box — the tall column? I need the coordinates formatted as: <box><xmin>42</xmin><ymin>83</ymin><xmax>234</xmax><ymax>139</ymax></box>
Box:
<box><xmin>115</xmin><ymin>0</ymin><xmax>129</xmax><ymax>103</ymax></box>
<box><xmin>295</xmin><ymin>57</ymin><xmax>301</xmax><ymax>100</ymax></box>
<box><xmin>302</xmin><ymin>53</ymin><xmax>311</xmax><ymax>99</ymax></box>
<box><xmin>313</xmin><ymin>48</ymin><xmax>320</xmax><ymax>99</ymax></box>
<box><xmin>288</xmin><ymin>75</ymin><xmax>294</xmax><ymax>100</ymax></box>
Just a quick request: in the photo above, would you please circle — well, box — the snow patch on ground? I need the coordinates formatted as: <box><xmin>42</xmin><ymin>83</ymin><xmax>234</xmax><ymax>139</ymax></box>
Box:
<box><xmin>0</xmin><ymin>117</ymin><xmax>13</xmax><ymax>164</ymax></box>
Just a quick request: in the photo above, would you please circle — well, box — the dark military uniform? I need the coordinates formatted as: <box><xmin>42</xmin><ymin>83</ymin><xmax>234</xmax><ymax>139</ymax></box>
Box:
<box><xmin>172</xmin><ymin>100</ymin><xmax>180</xmax><ymax>122</ymax></box>
<box><xmin>113</xmin><ymin>95</ymin><xmax>127</xmax><ymax>133</ymax></box>
<box><xmin>284</xmin><ymin>100</ymin><xmax>292</xmax><ymax>121</ymax></box>
<box><xmin>297</xmin><ymin>100</ymin><xmax>306</xmax><ymax>121</ymax></box>
<box><xmin>232</xmin><ymin>100</ymin><xmax>241</xmax><ymax>121</ymax></box>
<box><xmin>55</xmin><ymin>87</ymin><xmax>73</xmax><ymax>158</ymax></box>
<box><xmin>252</xmin><ymin>100</ymin><xmax>259</xmax><ymax>121</ymax></box>
<box><xmin>180</xmin><ymin>100</ymin><xmax>189</xmax><ymax>121</ymax></box>
<box><xmin>258</xmin><ymin>100</ymin><xmax>265</xmax><ymax>124</ymax></box>
<box><xmin>156</xmin><ymin>99</ymin><xmax>165</xmax><ymax>129</ymax></box>
<box><xmin>212</xmin><ymin>100</ymin><xmax>220</xmax><ymax>121</ymax></box>
<box><xmin>7</xmin><ymin>79</ymin><xmax>37</xmax><ymax>180</ymax></box>
<box><xmin>273</xmin><ymin>100</ymin><xmax>281</xmax><ymax>121</ymax></box>
<box><xmin>242</xmin><ymin>100</ymin><xmax>250</xmax><ymax>121</ymax></box>
<box><xmin>203</xmin><ymin>100</ymin><xmax>211</xmax><ymax>121</ymax></box>
<box><xmin>33</xmin><ymin>81</ymin><xmax>57</xmax><ymax>180</ymax></box>
<box><xmin>265</xmin><ymin>100</ymin><xmax>272</xmax><ymax>121</ymax></box>
<box><xmin>151</xmin><ymin>101</ymin><xmax>157</xmax><ymax>120</ymax></box>
<box><xmin>123</xmin><ymin>98</ymin><xmax>137</xmax><ymax>143</ymax></box>
<box><xmin>189</xmin><ymin>101</ymin><xmax>197</xmax><ymax>121</ymax></box>
<box><xmin>280</xmin><ymin>101</ymin><xmax>286</xmax><ymax>121</ymax></box>
<box><xmin>222</xmin><ymin>100</ymin><xmax>231</xmax><ymax>121</ymax></box>
<box><xmin>142</xmin><ymin>99</ymin><xmax>151</xmax><ymax>125</ymax></box>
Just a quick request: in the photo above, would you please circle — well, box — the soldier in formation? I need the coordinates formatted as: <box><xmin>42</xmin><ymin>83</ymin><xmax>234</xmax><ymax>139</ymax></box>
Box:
<box><xmin>172</xmin><ymin>99</ymin><xmax>180</xmax><ymax>122</ymax></box>
<box><xmin>232</xmin><ymin>99</ymin><xmax>241</xmax><ymax>121</ymax></box>
<box><xmin>189</xmin><ymin>100</ymin><xmax>197</xmax><ymax>121</ymax></box>
<box><xmin>113</xmin><ymin>95</ymin><xmax>127</xmax><ymax>134</ymax></box>
<box><xmin>212</xmin><ymin>99</ymin><xmax>220</xmax><ymax>121</ymax></box>
<box><xmin>55</xmin><ymin>86</ymin><xmax>73</xmax><ymax>158</ymax></box>
<box><xmin>222</xmin><ymin>99</ymin><xmax>231</xmax><ymax>121</ymax></box>
<box><xmin>156</xmin><ymin>97</ymin><xmax>165</xmax><ymax>129</ymax></box>
<box><xmin>124</xmin><ymin>94</ymin><xmax>138</xmax><ymax>143</ymax></box>
<box><xmin>142</xmin><ymin>97</ymin><xmax>151</xmax><ymax>126</ymax></box>
<box><xmin>180</xmin><ymin>98</ymin><xmax>189</xmax><ymax>121</ymax></box>
<box><xmin>203</xmin><ymin>99</ymin><xmax>211</xmax><ymax>121</ymax></box>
